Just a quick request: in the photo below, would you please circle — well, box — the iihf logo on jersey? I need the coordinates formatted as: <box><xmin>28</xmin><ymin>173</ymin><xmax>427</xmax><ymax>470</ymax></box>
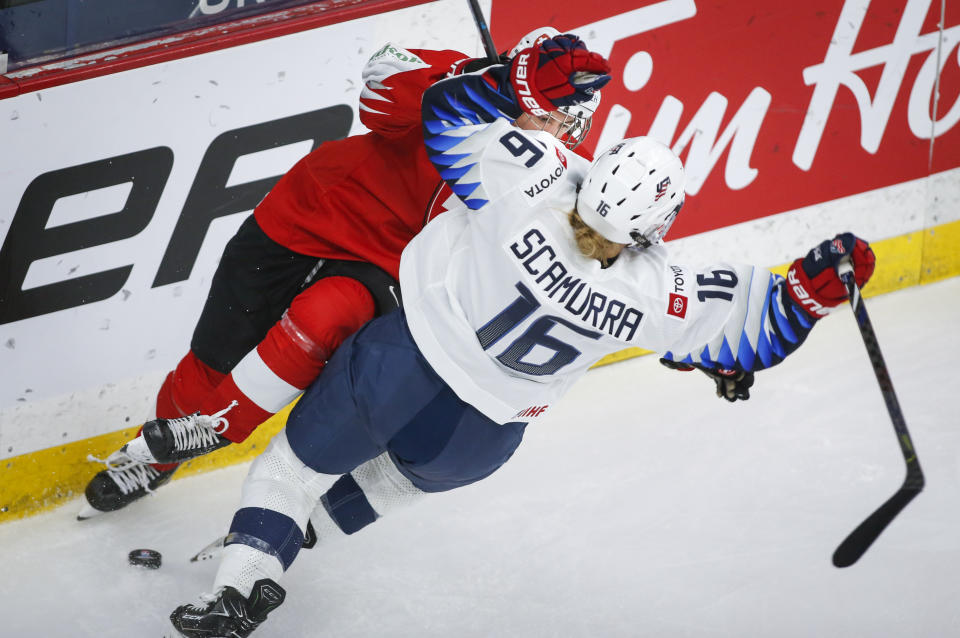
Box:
<box><xmin>513</xmin><ymin>405</ymin><xmax>549</xmax><ymax>419</ymax></box>
<box><xmin>654</xmin><ymin>176</ymin><xmax>672</xmax><ymax>201</ymax></box>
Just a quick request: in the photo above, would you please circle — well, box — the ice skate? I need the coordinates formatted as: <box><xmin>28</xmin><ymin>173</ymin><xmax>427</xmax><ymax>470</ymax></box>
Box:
<box><xmin>77</xmin><ymin>450</ymin><xmax>177</xmax><ymax>520</ymax></box>
<box><xmin>169</xmin><ymin>578</ymin><xmax>285</xmax><ymax>638</ymax></box>
<box><xmin>121</xmin><ymin>401</ymin><xmax>237</xmax><ymax>465</ymax></box>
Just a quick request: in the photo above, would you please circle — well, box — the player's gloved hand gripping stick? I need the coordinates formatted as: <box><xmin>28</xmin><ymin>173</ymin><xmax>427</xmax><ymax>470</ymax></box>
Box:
<box><xmin>830</xmin><ymin>257</ymin><xmax>924</xmax><ymax>567</ymax></box>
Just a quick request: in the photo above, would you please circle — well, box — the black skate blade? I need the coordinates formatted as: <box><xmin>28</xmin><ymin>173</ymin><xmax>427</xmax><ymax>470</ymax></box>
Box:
<box><xmin>76</xmin><ymin>496</ymin><xmax>106</xmax><ymax>521</ymax></box>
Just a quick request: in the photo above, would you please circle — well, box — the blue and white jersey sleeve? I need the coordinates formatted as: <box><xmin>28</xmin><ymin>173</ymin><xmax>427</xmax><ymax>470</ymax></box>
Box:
<box><xmin>421</xmin><ymin>67</ymin><xmax>544</xmax><ymax>210</ymax></box>
<box><xmin>655</xmin><ymin>261</ymin><xmax>816</xmax><ymax>374</ymax></box>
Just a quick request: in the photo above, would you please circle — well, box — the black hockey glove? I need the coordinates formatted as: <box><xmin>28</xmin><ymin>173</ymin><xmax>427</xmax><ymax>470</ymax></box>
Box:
<box><xmin>659</xmin><ymin>358</ymin><xmax>754</xmax><ymax>403</ymax></box>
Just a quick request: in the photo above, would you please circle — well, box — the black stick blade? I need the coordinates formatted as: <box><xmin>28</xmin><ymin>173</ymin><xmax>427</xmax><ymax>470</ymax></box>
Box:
<box><xmin>832</xmin><ymin>485</ymin><xmax>922</xmax><ymax>568</ymax></box>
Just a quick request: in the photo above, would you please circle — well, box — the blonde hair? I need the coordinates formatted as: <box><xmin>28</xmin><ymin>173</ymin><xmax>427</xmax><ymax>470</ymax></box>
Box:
<box><xmin>568</xmin><ymin>209</ymin><xmax>619</xmax><ymax>266</ymax></box>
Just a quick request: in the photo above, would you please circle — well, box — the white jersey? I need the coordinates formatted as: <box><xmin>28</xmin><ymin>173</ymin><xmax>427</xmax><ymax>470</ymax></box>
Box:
<box><xmin>402</xmin><ymin>70</ymin><xmax>812</xmax><ymax>424</ymax></box>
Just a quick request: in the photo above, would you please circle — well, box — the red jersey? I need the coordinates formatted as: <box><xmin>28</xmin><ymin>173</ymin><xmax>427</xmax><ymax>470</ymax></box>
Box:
<box><xmin>254</xmin><ymin>44</ymin><xmax>471</xmax><ymax>280</ymax></box>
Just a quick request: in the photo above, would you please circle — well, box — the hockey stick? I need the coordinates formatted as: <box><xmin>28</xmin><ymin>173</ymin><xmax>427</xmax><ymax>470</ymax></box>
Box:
<box><xmin>465</xmin><ymin>0</ymin><xmax>500</xmax><ymax>64</ymax></box>
<box><xmin>831</xmin><ymin>260</ymin><xmax>924</xmax><ymax>568</ymax></box>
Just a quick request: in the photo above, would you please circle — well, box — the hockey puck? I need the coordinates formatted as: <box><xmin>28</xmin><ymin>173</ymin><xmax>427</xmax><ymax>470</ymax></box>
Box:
<box><xmin>128</xmin><ymin>548</ymin><xmax>162</xmax><ymax>569</ymax></box>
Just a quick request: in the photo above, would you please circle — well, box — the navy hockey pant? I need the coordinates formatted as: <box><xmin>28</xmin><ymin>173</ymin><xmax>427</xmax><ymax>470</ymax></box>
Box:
<box><xmin>225</xmin><ymin>309</ymin><xmax>526</xmax><ymax>567</ymax></box>
<box><xmin>286</xmin><ymin>308</ymin><xmax>527</xmax><ymax>493</ymax></box>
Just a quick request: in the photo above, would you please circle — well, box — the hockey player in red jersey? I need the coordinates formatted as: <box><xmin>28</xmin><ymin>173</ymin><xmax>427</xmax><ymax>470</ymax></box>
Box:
<box><xmin>79</xmin><ymin>28</ymin><xmax>602</xmax><ymax>519</ymax></box>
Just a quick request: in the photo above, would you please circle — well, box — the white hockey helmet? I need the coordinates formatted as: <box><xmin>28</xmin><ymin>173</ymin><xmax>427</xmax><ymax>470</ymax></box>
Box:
<box><xmin>509</xmin><ymin>26</ymin><xmax>600</xmax><ymax>150</ymax></box>
<box><xmin>576</xmin><ymin>137</ymin><xmax>685</xmax><ymax>247</ymax></box>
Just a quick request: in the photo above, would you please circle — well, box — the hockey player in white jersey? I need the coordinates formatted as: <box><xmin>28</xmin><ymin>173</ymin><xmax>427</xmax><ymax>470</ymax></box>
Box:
<box><xmin>166</xmin><ymin>34</ymin><xmax>875</xmax><ymax>636</ymax></box>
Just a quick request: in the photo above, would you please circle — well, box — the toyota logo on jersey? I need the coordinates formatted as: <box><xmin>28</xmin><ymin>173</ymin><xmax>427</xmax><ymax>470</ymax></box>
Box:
<box><xmin>667</xmin><ymin>292</ymin><xmax>688</xmax><ymax>319</ymax></box>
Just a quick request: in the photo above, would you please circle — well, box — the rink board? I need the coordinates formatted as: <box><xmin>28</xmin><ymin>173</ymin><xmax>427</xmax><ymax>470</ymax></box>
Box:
<box><xmin>2</xmin><ymin>219</ymin><xmax>957</xmax><ymax>524</ymax></box>
<box><xmin>1</xmin><ymin>0</ymin><xmax>959</xmax><ymax>521</ymax></box>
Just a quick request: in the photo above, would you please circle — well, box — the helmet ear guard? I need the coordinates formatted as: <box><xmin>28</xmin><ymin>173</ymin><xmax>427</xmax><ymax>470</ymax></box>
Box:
<box><xmin>576</xmin><ymin>137</ymin><xmax>686</xmax><ymax>247</ymax></box>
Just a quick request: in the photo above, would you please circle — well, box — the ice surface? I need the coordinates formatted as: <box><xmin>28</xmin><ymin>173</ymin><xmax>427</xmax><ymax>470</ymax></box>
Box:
<box><xmin>0</xmin><ymin>277</ymin><xmax>957</xmax><ymax>637</ymax></box>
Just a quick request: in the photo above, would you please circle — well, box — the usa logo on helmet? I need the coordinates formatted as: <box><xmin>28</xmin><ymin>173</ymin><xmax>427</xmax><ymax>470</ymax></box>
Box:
<box><xmin>655</xmin><ymin>176</ymin><xmax>672</xmax><ymax>201</ymax></box>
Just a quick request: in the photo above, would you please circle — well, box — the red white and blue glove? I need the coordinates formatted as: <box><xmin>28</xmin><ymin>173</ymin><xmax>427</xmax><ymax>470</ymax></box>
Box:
<box><xmin>509</xmin><ymin>34</ymin><xmax>611</xmax><ymax>117</ymax></box>
<box><xmin>786</xmin><ymin>232</ymin><xmax>876</xmax><ymax>319</ymax></box>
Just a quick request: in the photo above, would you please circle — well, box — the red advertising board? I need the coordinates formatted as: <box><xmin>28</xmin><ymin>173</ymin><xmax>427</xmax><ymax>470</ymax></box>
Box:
<box><xmin>493</xmin><ymin>0</ymin><xmax>960</xmax><ymax>239</ymax></box>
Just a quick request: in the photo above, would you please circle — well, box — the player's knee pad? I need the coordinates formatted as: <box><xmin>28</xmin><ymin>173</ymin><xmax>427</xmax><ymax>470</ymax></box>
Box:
<box><xmin>207</xmin><ymin>276</ymin><xmax>375</xmax><ymax>442</ymax></box>
<box><xmin>350</xmin><ymin>451</ymin><xmax>426</xmax><ymax>515</ymax></box>
<box><xmin>309</xmin><ymin>452</ymin><xmax>425</xmax><ymax>541</ymax></box>
<box><xmin>305</xmin><ymin>258</ymin><xmax>401</xmax><ymax>318</ymax></box>
<box><xmin>240</xmin><ymin>430</ymin><xmax>335</xmax><ymax>522</ymax></box>
<box><xmin>284</xmin><ymin>275</ymin><xmax>374</xmax><ymax>349</ymax></box>
<box><xmin>249</xmin><ymin>276</ymin><xmax>374</xmax><ymax>395</ymax></box>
